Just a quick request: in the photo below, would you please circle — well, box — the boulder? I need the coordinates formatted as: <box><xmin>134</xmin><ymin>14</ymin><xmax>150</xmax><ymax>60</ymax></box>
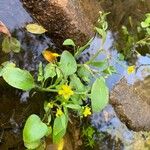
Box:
<box><xmin>22</xmin><ymin>0</ymin><xmax>101</xmax><ymax>47</ymax></box>
<box><xmin>110</xmin><ymin>77</ymin><xmax>150</xmax><ymax>131</ymax></box>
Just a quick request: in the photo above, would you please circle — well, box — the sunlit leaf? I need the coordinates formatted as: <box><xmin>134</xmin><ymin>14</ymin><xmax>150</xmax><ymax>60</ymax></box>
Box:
<box><xmin>23</xmin><ymin>114</ymin><xmax>48</xmax><ymax>149</ymax></box>
<box><xmin>2</xmin><ymin>67</ymin><xmax>35</xmax><ymax>91</ymax></box>
<box><xmin>89</xmin><ymin>60</ymin><xmax>107</xmax><ymax>68</ymax></box>
<box><xmin>53</xmin><ymin>114</ymin><xmax>67</xmax><ymax>144</ymax></box>
<box><xmin>24</xmin><ymin>140</ymin><xmax>41</xmax><ymax>150</ymax></box>
<box><xmin>63</xmin><ymin>39</ymin><xmax>75</xmax><ymax>47</ymax></box>
<box><xmin>26</xmin><ymin>23</ymin><xmax>47</xmax><ymax>34</ymax></box>
<box><xmin>70</xmin><ymin>74</ymin><xmax>85</xmax><ymax>92</ymax></box>
<box><xmin>59</xmin><ymin>51</ymin><xmax>77</xmax><ymax>76</ymax></box>
<box><xmin>77</xmin><ymin>65</ymin><xmax>91</xmax><ymax>82</ymax></box>
<box><xmin>44</xmin><ymin>63</ymin><xmax>56</xmax><ymax>80</ymax></box>
<box><xmin>91</xmin><ymin>77</ymin><xmax>109</xmax><ymax>112</ymax></box>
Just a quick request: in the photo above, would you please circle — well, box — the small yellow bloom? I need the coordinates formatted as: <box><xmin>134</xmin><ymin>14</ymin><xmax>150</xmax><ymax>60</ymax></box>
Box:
<box><xmin>127</xmin><ymin>65</ymin><xmax>135</xmax><ymax>74</ymax></box>
<box><xmin>47</xmin><ymin>102</ymin><xmax>53</xmax><ymax>109</ymax></box>
<box><xmin>42</xmin><ymin>50</ymin><xmax>60</xmax><ymax>63</ymax></box>
<box><xmin>83</xmin><ymin>106</ymin><xmax>92</xmax><ymax>117</ymax></box>
<box><xmin>56</xmin><ymin>108</ymin><xmax>63</xmax><ymax>117</ymax></box>
<box><xmin>58</xmin><ymin>85</ymin><xmax>74</xmax><ymax>99</ymax></box>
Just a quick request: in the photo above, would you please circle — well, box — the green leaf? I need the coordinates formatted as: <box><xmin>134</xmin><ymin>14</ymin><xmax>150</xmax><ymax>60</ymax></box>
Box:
<box><xmin>90</xmin><ymin>60</ymin><xmax>107</xmax><ymax>68</ymax></box>
<box><xmin>38</xmin><ymin>62</ymin><xmax>44</xmax><ymax>82</ymax></box>
<box><xmin>59</xmin><ymin>51</ymin><xmax>77</xmax><ymax>76</ymax></box>
<box><xmin>53</xmin><ymin>114</ymin><xmax>67</xmax><ymax>144</ymax></box>
<box><xmin>2</xmin><ymin>67</ymin><xmax>35</xmax><ymax>90</ymax></box>
<box><xmin>2</xmin><ymin>36</ymin><xmax>11</xmax><ymax>53</ymax></box>
<box><xmin>23</xmin><ymin>114</ymin><xmax>48</xmax><ymax>144</ymax></box>
<box><xmin>118</xmin><ymin>53</ymin><xmax>125</xmax><ymax>61</ymax></box>
<box><xmin>2</xmin><ymin>37</ymin><xmax>21</xmax><ymax>53</ymax></box>
<box><xmin>91</xmin><ymin>77</ymin><xmax>109</xmax><ymax>112</ymax></box>
<box><xmin>65</xmin><ymin>104</ymin><xmax>81</xmax><ymax>110</ymax></box>
<box><xmin>24</xmin><ymin>140</ymin><xmax>41</xmax><ymax>150</ymax></box>
<box><xmin>70</xmin><ymin>74</ymin><xmax>85</xmax><ymax>92</ymax></box>
<box><xmin>77</xmin><ymin>65</ymin><xmax>91</xmax><ymax>82</ymax></box>
<box><xmin>44</xmin><ymin>63</ymin><xmax>56</xmax><ymax>80</ymax></box>
<box><xmin>45</xmin><ymin>126</ymin><xmax>52</xmax><ymax>137</ymax></box>
<box><xmin>141</xmin><ymin>22</ymin><xmax>149</xmax><ymax>28</ymax></box>
<box><xmin>103</xmin><ymin>66</ymin><xmax>116</xmax><ymax>75</ymax></box>
<box><xmin>10</xmin><ymin>37</ymin><xmax>21</xmax><ymax>53</ymax></box>
<box><xmin>26</xmin><ymin>23</ymin><xmax>47</xmax><ymax>34</ymax></box>
<box><xmin>63</xmin><ymin>39</ymin><xmax>76</xmax><ymax>47</ymax></box>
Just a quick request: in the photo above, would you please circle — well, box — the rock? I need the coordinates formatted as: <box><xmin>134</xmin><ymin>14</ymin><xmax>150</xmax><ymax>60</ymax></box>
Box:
<box><xmin>110</xmin><ymin>77</ymin><xmax>150</xmax><ymax>131</ymax></box>
<box><xmin>22</xmin><ymin>0</ymin><xmax>101</xmax><ymax>47</ymax></box>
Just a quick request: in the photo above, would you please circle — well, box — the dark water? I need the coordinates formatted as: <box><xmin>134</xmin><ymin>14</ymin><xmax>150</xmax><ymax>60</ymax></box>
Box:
<box><xmin>0</xmin><ymin>0</ymin><xmax>150</xmax><ymax>149</ymax></box>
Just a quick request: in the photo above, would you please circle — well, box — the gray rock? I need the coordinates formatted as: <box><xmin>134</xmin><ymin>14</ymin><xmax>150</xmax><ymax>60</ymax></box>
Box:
<box><xmin>22</xmin><ymin>0</ymin><xmax>101</xmax><ymax>47</ymax></box>
<box><xmin>110</xmin><ymin>77</ymin><xmax>150</xmax><ymax>131</ymax></box>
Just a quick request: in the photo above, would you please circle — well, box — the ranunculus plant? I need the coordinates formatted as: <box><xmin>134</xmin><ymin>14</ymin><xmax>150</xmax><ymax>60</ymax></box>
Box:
<box><xmin>0</xmin><ymin>12</ymin><xmax>112</xmax><ymax>149</ymax></box>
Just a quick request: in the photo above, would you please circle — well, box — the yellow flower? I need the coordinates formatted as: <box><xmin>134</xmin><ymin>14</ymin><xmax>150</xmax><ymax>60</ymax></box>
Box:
<box><xmin>42</xmin><ymin>50</ymin><xmax>60</xmax><ymax>63</ymax></box>
<box><xmin>58</xmin><ymin>85</ymin><xmax>74</xmax><ymax>99</ymax></box>
<box><xmin>47</xmin><ymin>102</ymin><xmax>53</xmax><ymax>109</ymax></box>
<box><xmin>56</xmin><ymin>108</ymin><xmax>63</xmax><ymax>117</ymax></box>
<box><xmin>127</xmin><ymin>65</ymin><xmax>135</xmax><ymax>74</ymax></box>
<box><xmin>83</xmin><ymin>106</ymin><xmax>92</xmax><ymax>117</ymax></box>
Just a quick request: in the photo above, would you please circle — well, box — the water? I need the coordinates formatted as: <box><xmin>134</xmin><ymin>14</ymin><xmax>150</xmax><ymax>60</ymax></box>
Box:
<box><xmin>0</xmin><ymin>0</ymin><xmax>150</xmax><ymax>149</ymax></box>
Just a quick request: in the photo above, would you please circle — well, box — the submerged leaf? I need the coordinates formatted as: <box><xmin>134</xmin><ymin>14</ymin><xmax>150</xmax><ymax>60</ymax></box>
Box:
<box><xmin>2</xmin><ymin>37</ymin><xmax>21</xmax><ymax>53</ymax></box>
<box><xmin>2</xmin><ymin>36</ymin><xmax>11</xmax><ymax>53</ymax></box>
<box><xmin>26</xmin><ymin>23</ymin><xmax>47</xmax><ymax>34</ymax></box>
<box><xmin>10</xmin><ymin>37</ymin><xmax>21</xmax><ymax>53</ymax></box>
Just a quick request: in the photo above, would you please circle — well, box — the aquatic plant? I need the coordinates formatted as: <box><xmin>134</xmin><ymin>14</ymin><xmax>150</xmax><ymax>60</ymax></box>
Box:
<box><xmin>0</xmin><ymin>12</ymin><xmax>118</xmax><ymax>149</ymax></box>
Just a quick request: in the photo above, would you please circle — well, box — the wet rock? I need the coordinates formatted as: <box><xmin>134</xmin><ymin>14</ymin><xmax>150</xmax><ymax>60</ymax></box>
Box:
<box><xmin>22</xmin><ymin>0</ymin><xmax>101</xmax><ymax>47</ymax></box>
<box><xmin>110</xmin><ymin>77</ymin><xmax>150</xmax><ymax>131</ymax></box>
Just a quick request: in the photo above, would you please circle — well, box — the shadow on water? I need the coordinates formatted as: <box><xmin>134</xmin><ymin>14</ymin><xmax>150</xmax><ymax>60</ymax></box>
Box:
<box><xmin>0</xmin><ymin>0</ymin><xmax>150</xmax><ymax>149</ymax></box>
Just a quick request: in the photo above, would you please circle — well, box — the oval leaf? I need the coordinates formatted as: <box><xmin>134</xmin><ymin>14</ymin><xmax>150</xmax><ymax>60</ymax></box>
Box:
<box><xmin>59</xmin><ymin>51</ymin><xmax>77</xmax><ymax>76</ymax></box>
<box><xmin>2</xmin><ymin>67</ymin><xmax>35</xmax><ymax>90</ymax></box>
<box><xmin>10</xmin><ymin>37</ymin><xmax>21</xmax><ymax>53</ymax></box>
<box><xmin>23</xmin><ymin>114</ymin><xmax>48</xmax><ymax>143</ymax></box>
<box><xmin>53</xmin><ymin>114</ymin><xmax>67</xmax><ymax>144</ymax></box>
<box><xmin>63</xmin><ymin>39</ymin><xmax>75</xmax><ymax>47</ymax></box>
<box><xmin>44</xmin><ymin>63</ymin><xmax>56</xmax><ymax>80</ymax></box>
<box><xmin>26</xmin><ymin>23</ymin><xmax>47</xmax><ymax>34</ymax></box>
<box><xmin>91</xmin><ymin>77</ymin><xmax>109</xmax><ymax>112</ymax></box>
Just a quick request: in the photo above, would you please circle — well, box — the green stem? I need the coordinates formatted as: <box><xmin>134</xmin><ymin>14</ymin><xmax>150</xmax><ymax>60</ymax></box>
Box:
<box><xmin>36</xmin><ymin>85</ymin><xmax>58</xmax><ymax>92</ymax></box>
<box><xmin>85</xmin><ymin>49</ymin><xmax>104</xmax><ymax>65</ymax></box>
